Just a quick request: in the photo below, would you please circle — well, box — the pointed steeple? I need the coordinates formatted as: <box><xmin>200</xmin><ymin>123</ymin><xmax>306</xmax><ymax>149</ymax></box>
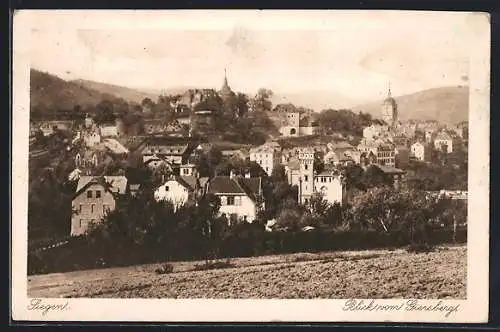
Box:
<box><xmin>222</xmin><ymin>68</ymin><xmax>229</xmax><ymax>90</ymax></box>
<box><xmin>387</xmin><ymin>81</ymin><xmax>392</xmax><ymax>98</ymax></box>
<box><xmin>220</xmin><ymin>67</ymin><xmax>233</xmax><ymax>98</ymax></box>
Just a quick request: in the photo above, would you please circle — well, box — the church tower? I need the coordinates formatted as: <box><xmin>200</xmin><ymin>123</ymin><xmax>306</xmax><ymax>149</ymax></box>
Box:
<box><xmin>298</xmin><ymin>149</ymin><xmax>315</xmax><ymax>205</ymax></box>
<box><xmin>220</xmin><ymin>68</ymin><xmax>234</xmax><ymax>100</ymax></box>
<box><xmin>381</xmin><ymin>83</ymin><xmax>398</xmax><ymax>128</ymax></box>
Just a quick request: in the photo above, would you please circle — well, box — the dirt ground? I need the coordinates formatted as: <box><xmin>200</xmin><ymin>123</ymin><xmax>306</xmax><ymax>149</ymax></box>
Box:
<box><xmin>28</xmin><ymin>245</ymin><xmax>466</xmax><ymax>299</ymax></box>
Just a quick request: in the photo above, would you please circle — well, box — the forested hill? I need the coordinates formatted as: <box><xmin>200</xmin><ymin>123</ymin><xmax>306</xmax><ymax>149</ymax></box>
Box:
<box><xmin>352</xmin><ymin>86</ymin><xmax>469</xmax><ymax>125</ymax></box>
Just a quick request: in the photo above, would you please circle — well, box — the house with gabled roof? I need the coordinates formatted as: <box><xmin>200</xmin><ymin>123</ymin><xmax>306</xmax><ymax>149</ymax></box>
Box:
<box><xmin>70</xmin><ymin>175</ymin><xmax>128</xmax><ymax>236</ymax></box>
<box><xmin>434</xmin><ymin>131</ymin><xmax>459</xmax><ymax>153</ymax></box>
<box><xmin>207</xmin><ymin>172</ymin><xmax>264</xmax><ymax>225</ymax></box>
<box><xmin>154</xmin><ymin>175</ymin><xmax>202</xmax><ymax>210</ymax></box>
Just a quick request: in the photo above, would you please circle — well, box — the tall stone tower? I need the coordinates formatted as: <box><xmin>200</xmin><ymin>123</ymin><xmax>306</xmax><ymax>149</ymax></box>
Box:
<box><xmin>298</xmin><ymin>149</ymin><xmax>315</xmax><ymax>205</ymax></box>
<box><xmin>381</xmin><ymin>84</ymin><xmax>398</xmax><ymax>128</ymax></box>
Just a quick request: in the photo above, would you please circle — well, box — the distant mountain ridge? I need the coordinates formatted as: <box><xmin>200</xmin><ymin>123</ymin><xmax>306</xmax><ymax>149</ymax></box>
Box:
<box><xmin>70</xmin><ymin>79</ymin><xmax>160</xmax><ymax>104</ymax></box>
<box><xmin>31</xmin><ymin>69</ymin><xmax>469</xmax><ymax>125</ymax></box>
<box><xmin>30</xmin><ymin>69</ymin><xmax>120</xmax><ymax>113</ymax></box>
<box><xmin>352</xmin><ymin>86</ymin><xmax>469</xmax><ymax>125</ymax></box>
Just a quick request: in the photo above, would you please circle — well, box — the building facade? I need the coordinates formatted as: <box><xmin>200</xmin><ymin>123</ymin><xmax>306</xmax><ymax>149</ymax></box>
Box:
<box><xmin>71</xmin><ymin>176</ymin><xmax>128</xmax><ymax>236</ymax></box>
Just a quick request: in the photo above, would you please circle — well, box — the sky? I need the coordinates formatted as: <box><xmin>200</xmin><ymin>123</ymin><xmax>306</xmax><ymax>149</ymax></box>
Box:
<box><xmin>26</xmin><ymin>10</ymin><xmax>473</xmax><ymax>103</ymax></box>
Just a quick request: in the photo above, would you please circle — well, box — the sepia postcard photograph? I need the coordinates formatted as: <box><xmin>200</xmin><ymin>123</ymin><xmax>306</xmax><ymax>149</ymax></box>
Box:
<box><xmin>11</xmin><ymin>10</ymin><xmax>490</xmax><ymax>323</ymax></box>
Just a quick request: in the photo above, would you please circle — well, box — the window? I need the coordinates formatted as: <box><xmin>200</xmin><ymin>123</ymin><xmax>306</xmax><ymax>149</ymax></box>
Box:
<box><xmin>227</xmin><ymin>196</ymin><xmax>235</xmax><ymax>205</ymax></box>
<box><xmin>79</xmin><ymin>219</ymin><xmax>83</xmax><ymax>228</ymax></box>
<box><xmin>87</xmin><ymin>191</ymin><xmax>93</xmax><ymax>198</ymax></box>
<box><xmin>234</xmin><ymin>196</ymin><xmax>241</xmax><ymax>206</ymax></box>
<box><xmin>304</xmin><ymin>164</ymin><xmax>308</xmax><ymax>170</ymax></box>
<box><xmin>304</xmin><ymin>198</ymin><xmax>309</xmax><ymax>204</ymax></box>
<box><xmin>304</xmin><ymin>175</ymin><xmax>308</xmax><ymax>182</ymax></box>
<box><xmin>265</xmin><ymin>167</ymin><xmax>269</xmax><ymax>172</ymax></box>
<box><xmin>183</xmin><ymin>168</ymin><xmax>189</xmax><ymax>175</ymax></box>
<box><xmin>103</xmin><ymin>204</ymin><xmax>109</xmax><ymax>214</ymax></box>
<box><xmin>165</xmin><ymin>186</ymin><xmax>170</xmax><ymax>191</ymax></box>
<box><xmin>96</xmin><ymin>190</ymin><xmax>101</xmax><ymax>198</ymax></box>
<box><xmin>91</xmin><ymin>204</ymin><xmax>95</xmax><ymax>213</ymax></box>
<box><xmin>220</xmin><ymin>196</ymin><xmax>227</xmax><ymax>205</ymax></box>
<box><xmin>79</xmin><ymin>204</ymin><xmax>83</xmax><ymax>213</ymax></box>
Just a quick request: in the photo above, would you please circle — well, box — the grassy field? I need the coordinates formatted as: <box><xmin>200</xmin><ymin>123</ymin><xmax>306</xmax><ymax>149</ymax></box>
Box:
<box><xmin>28</xmin><ymin>245</ymin><xmax>466</xmax><ymax>299</ymax></box>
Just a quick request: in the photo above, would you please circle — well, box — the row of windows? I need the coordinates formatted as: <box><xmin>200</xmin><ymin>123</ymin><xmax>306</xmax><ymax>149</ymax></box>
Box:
<box><xmin>78</xmin><ymin>203</ymin><xmax>110</xmax><ymax>214</ymax></box>
<box><xmin>315</xmin><ymin>177</ymin><xmax>333</xmax><ymax>183</ymax></box>
<box><xmin>220</xmin><ymin>196</ymin><xmax>242</xmax><ymax>206</ymax></box>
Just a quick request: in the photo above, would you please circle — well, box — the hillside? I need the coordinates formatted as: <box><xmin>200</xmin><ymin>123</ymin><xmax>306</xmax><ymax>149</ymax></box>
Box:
<box><xmin>30</xmin><ymin>69</ymin><xmax>121</xmax><ymax>114</ymax></box>
<box><xmin>352</xmin><ymin>86</ymin><xmax>469</xmax><ymax>124</ymax></box>
<box><xmin>28</xmin><ymin>246</ymin><xmax>466</xmax><ymax>299</ymax></box>
<box><xmin>271</xmin><ymin>90</ymin><xmax>360</xmax><ymax>111</ymax></box>
<box><xmin>71</xmin><ymin>79</ymin><xmax>160</xmax><ymax>104</ymax></box>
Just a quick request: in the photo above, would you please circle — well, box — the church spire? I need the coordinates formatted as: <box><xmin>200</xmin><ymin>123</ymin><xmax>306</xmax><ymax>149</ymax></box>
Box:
<box><xmin>223</xmin><ymin>68</ymin><xmax>228</xmax><ymax>88</ymax></box>
<box><xmin>220</xmin><ymin>67</ymin><xmax>232</xmax><ymax>95</ymax></box>
<box><xmin>387</xmin><ymin>81</ymin><xmax>392</xmax><ymax>98</ymax></box>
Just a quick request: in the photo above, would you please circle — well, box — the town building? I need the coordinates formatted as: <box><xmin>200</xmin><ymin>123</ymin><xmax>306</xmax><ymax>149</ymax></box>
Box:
<box><xmin>279</xmin><ymin>112</ymin><xmax>319</xmax><ymax>137</ymax></box>
<box><xmin>381</xmin><ymin>85</ymin><xmax>398</xmax><ymax>128</ymax></box>
<box><xmin>207</xmin><ymin>172</ymin><xmax>264</xmax><ymax>225</ymax></box>
<box><xmin>297</xmin><ymin>149</ymin><xmax>315</xmax><ymax>205</ymax></box>
<box><xmin>135</xmin><ymin>136</ymin><xmax>196</xmax><ymax>167</ymax></box>
<box><xmin>249</xmin><ymin>143</ymin><xmax>282</xmax><ymax>176</ymax></box>
<box><xmin>372</xmin><ymin>165</ymin><xmax>406</xmax><ymax>189</ymax></box>
<box><xmin>154</xmin><ymin>175</ymin><xmax>202</xmax><ymax>210</ymax></box>
<box><xmin>33</xmin><ymin>120</ymin><xmax>74</xmax><ymax>136</ymax></box>
<box><xmin>434</xmin><ymin>131</ymin><xmax>457</xmax><ymax>154</ymax></box>
<box><xmin>99</xmin><ymin>123</ymin><xmax>119</xmax><ymax>138</ymax></box>
<box><xmin>70</xmin><ymin>175</ymin><xmax>128</xmax><ymax>236</ymax></box>
<box><xmin>410</xmin><ymin>141</ymin><xmax>430</xmax><ymax>161</ymax></box>
<box><xmin>376</xmin><ymin>143</ymin><xmax>396</xmax><ymax>167</ymax></box>
<box><xmin>314</xmin><ymin>168</ymin><xmax>345</xmax><ymax>205</ymax></box>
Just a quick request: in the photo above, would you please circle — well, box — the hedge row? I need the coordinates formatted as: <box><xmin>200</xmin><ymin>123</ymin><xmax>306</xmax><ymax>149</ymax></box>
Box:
<box><xmin>28</xmin><ymin>227</ymin><xmax>466</xmax><ymax>275</ymax></box>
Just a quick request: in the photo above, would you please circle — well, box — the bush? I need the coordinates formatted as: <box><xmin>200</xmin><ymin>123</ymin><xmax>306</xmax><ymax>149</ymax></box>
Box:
<box><xmin>193</xmin><ymin>259</ymin><xmax>234</xmax><ymax>271</ymax></box>
<box><xmin>406</xmin><ymin>243</ymin><xmax>435</xmax><ymax>253</ymax></box>
<box><xmin>155</xmin><ymin>263</ymin><xmax>174</xmax><ymax>274</ymax></box>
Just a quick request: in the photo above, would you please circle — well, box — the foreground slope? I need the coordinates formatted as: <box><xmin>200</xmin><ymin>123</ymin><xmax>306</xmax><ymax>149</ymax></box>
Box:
<box><xmin>28</xmin><ymin>246</ymin><xmax>465</xmax><ymax>299</ymax></box>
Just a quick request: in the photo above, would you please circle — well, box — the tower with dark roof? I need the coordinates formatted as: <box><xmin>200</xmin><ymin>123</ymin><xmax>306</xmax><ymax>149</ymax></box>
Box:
<box><xmin>381</xmin><ymin>83</ymin><xmax>398</xmax><ymax>128</ymax></box>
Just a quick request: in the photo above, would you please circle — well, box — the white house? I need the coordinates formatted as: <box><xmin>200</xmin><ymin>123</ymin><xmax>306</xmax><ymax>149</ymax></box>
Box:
<box><xmin>410</xmin><ymin>141</ymin><xmax>429</xmax><ymax>161</ymax></box>
<box><xmin>207</xmin><ymin>173</ymin><xmax>263</xmax><ymax>225</ymax></box>
<box><xmin>314</xmin><ymin>170</ymin><xmax>345</xmax><ymax>205</ymax></box>
<box><xmin>84</xmin><ymin>131</ymin><xmax>101</xmax><ymax>147</ymax></box>
<box><xmin>249</xmin><ymin>143</ymin><xmax>282</xmax><ymax>176</ymax></box>
<box><xmin>99</xmin><ymin>124</ymin><xmax>118</xmax><ymax>138</ymax></box>
<box><xmin>154</xmin><ymin>176</ymin><xmax>200</xmax><ymax>210</ymax></box>
<box><xmin>434</xmin><ymin>132</ymin><xmax>455</xmax><ymax>153</ymax></box>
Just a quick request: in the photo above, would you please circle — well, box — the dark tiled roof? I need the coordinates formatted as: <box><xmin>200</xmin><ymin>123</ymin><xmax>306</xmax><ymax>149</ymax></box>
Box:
<box><xmin>208</xmin><ymin>176</ymin><xmax>245</xmax><ymax>194</ymax></box>
<box><xmin>178</xmin><ymin>175</ymin><xmax>198</xmax><ymax>191</ymax></box>
<box><xmin>238</xmin><ymin>177</ymin><xmax>261</xmax><ymax>196</ymax></box>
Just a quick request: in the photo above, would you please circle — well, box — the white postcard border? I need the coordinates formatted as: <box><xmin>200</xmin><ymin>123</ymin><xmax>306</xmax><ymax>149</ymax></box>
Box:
<box><xmin>11</xmin><ymin>10</ymin><xmax>490</xmax><ymax>323</ymax></box>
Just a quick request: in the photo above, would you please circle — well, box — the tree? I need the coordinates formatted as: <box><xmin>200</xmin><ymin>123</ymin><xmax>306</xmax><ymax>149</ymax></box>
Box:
<box><xmin>235</xmin><ymin>93</ymin><xmax>250</xmax><ymax>118</ymax></box>
<box><xmin>308</xmin><ymin>192</ymin><xmax>330</xmax><ymax>226</ymax></box>
<box><xmin>249</xmin><ymin>88</ymin><xmax>273</xmax><ymax>113</ymax></box>
<box><xmin>349</xmin><ymin>187</ymin><xmax>451</xmax><ymax>246</ymax></box>
<box><xmin>341</xmin><ymin>164</ymin><xmax>365</xmax><ymax>190</ymax></box>
<box><xmin>362</xmin><ymin>165</ymin><xmax>393</xmax><ymax>189</ymax></box>
<box><xmin>94</xmin><ymin>100</ymin><xmax>116</xmax><ymax>124</ymax></box>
